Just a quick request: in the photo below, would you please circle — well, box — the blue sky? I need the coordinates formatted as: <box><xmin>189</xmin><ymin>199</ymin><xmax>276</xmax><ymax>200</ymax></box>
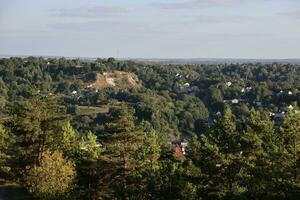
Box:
<box><xmin>0</xmin><ymin>0</ymin><xmax>300</xmax><ymax>58</ymax></box>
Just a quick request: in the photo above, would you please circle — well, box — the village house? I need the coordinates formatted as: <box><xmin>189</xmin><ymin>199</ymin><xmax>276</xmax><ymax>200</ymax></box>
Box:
<box><xmin>171</xmin><ymin>139</ymin><xmax>189</xmax><ymax>158</ymax></box>
<box><xmin>226</xmin><ymin>81</ymin><xmax>232</xmax><ymax>87</ymax></box>
<box><xmin>71</xmin><ymin>90</ymin><xmax>78</xmax><ymax>95</ymax></box>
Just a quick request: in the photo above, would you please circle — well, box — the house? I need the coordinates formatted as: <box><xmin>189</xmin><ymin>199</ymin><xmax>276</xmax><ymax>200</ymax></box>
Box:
<box><xmin>288</xmin><ymin>105</ymin><xmax>294</xmax><ymax>110</ymax></box>
<box><xmin>216</xmin><ymin>111</ymin><xmax>222</xmax><ymax>116</ymax></box>
<box><xmin>183</xmin><ymin>82</ymin><xmax>190</xmax><ymax>87</ymax></box>
<box><xmin>288</xmin><ymin>91</ymin><xmax>293</xmax><ymax>95</ymax></box>
<box><xmin>226</xmin><ymin>82</ymin><xmax>232</xmax><ymax>87</ymax></box>
<box><xmin>171</xmin><ymin>139</ymin><xmax>189</xmax><ymax>158</ymax></box>
<box><xmin>246</xmin><ymin>87</ymin><xmax>252</xmax><ymax>92</ymax></box>
<box><xmin>231</xmin><ymin>99</ymin><xmax>239</xmax><ymax>104</ymax></box>
<box><xmin>72</xmin><ymin>90</ymin><xmax>78</xmax><ymax>95</ymax></box>
<box><xmin>175</xmin><ymin>145</ymin><xmax>184</xmax><ymax>158</ymax></box>
<box><xmin>253</xmin><ymin>101</ymin><xmax>262</xmax><ymax>107</ymax></box>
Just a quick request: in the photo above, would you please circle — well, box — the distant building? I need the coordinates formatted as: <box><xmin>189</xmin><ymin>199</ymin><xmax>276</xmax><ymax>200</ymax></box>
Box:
<box><xmin>231</xmin><ymin>99</ymin><xmax>239</xmax><ymax>104</ymax></box>
<box><xmin>246</xmin><ymin>87</ymin><xmax>252</xmax><ymax>92</ymax></box>
<box><xmin>253</xmin><ymin>101</ymin><xmax>262</xmax><ymax>107</ymax></box>
<box><xmin>183</xmin><ymin>82</ymin><xmax>190</xmax><ymax>87</ymax></box>
<box><xmin>72</xmin><ymin>90</ymin><xmax>78</xmax><ymax>95</ymax></box>
<box><xmin>226</xmin><ymin>82</ymin><xmax>232</xmax><ymax>87</ymax></box>
<box><xmin>171</xmin><ymin>139</ymin><xmax>189</xmax><ymax>158</ymax></box>
<box><xmin>223</xmin><ymin>99</ymin><xmax>242</xmax><ymax>104</ymax></box>
<box><xmin>175</xmin><ymin>145</ymin><xmax>184</xmax><ymax>158</ymax></box>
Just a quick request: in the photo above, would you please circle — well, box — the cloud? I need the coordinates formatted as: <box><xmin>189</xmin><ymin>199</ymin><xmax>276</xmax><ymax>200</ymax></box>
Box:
<box><xmin>184</xmin><ymin>15</ymin><xmax>259</xmax><ymax>24</ymax></box>
<box><xmin>150</xmin><ymin>0</ymin><xmax>244</xmax><ymax>10</ymax></box>
<box><xmin>48</xmin><ymin>20</ymin><xmax>168</xmax><ymax>36</ymax></box>
<box><xmin>49</xmin><ymin>20</ymin><xmax>133</xmax><ymax>31</ymax></box>
<box><xmin>51</xmin><ymin>6</ymin><xmax>131</xmax><ymax>19</ymax></box>
<box><xmin>280</xmin><ymin>10</ymin><xmax>300</xmax><ymax>19</ymax></box>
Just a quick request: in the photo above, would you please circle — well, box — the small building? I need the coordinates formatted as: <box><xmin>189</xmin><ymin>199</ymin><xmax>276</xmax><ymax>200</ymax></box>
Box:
<box><xmin>253</xmin><ymin>101</ymin><xmax>262</xmax><ymax>107</ymax></box>
<box><xmin>72</xmin><ymin>90</ymin><xmax>78</xmax><ymax>95</ymax></box>
<box><xmin>175</xmin><ymin>145</ymin><xmax>184</xmax><ymax>158</ymax></box>
<box><xmin>171</xmin><ymin>139</ymin><xmax>189</xmax><ymax>158</ymax></box>
<box><xmin>269</xmin><ymin>112</ymin><xmax>275</xmax><ymax>117</ymax></box>
<box><xmin>246</xmin><ymin>87</ymin><xmax>252</xmax><ymax>92</ymax></box>
<box><xmin>231</xmin><ymin>99</ymin><xmax>239</xmax><ymax>104</ymax></box>
<box><xmin>183</xmin><ymin>83</ymin><xmax>190</xmax><ymax>87</ymax></box>
<box><xmin>226</xmin><ymin>82</ymin><xmax>232</xmax><ymax>87</ymax></box>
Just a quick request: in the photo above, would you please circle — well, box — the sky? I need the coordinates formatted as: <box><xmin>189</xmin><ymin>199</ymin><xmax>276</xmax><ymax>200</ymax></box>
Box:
<box><xmin>0</xmin><ymin>0</ymin><xmax>300</xmax><ymax>59</ymax></box>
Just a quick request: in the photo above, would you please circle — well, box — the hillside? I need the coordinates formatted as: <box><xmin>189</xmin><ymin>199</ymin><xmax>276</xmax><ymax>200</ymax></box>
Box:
<box><xmin>86</xmin><ymin>71</ymin><xmax>141</xmax><ymax>89</ymax></box>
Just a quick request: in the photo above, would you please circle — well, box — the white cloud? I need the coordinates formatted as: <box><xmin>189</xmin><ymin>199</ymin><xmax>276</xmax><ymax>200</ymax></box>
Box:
<box><xmin>51</xmin><ymin>5</ymin><xmax>131</xmax><ymax>19</ymax></box>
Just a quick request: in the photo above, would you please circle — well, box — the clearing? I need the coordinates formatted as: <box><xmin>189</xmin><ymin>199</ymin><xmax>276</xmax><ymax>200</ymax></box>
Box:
<box><xmin>87</xmin><ymin>71</ymin><xmax>141</xmax><ymax>89</ymax></box>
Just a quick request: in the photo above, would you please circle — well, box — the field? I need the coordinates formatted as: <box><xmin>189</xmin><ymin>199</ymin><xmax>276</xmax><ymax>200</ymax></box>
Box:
<box><xmin>75</xmin><ymin>105</ymin><xmax>109</xmax><ymax>116</ymax></box>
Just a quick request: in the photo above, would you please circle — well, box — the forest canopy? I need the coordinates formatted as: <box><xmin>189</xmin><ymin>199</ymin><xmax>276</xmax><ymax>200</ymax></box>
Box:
<box><xmin>0</xmin><ymin>57</ymin><xmax>299</xmax><ymax>199</ymax></box>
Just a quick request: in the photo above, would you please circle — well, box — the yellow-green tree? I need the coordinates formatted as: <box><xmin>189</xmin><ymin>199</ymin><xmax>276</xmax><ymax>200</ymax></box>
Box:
<box><xmin>0</xmin><ymin>124</ymin><xmax>10</xmax><ymax>175</ymax></box>
<box><xmin>25</xmin><ymin>150</ymin><xmax>76</xmax><ymax>200</ymax></box>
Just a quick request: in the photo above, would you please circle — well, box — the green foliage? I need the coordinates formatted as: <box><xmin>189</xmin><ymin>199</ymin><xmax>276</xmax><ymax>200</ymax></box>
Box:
<box><xmin>6</xmin><ymin>95</ymin><xmax>66</xmax><ymax>176</ymax></box>
<box><xmin>1</xmin><ymin>57</ymin><xmax>300</xmax><ymax>199</ymax></box>
<box><xmin>139</xmin><ymin>127</ymin><xmax>161</xmax><ymax>171</ymax></box>
<box><xmin>25</xmin><ymin>150</ymin><xmax>76</xmax><ymax>200</ymax></box>
<box><xmin>58</xmin><ymin>121</ymin><xmax>79</xmax><ymax>158</ymax></box>
<box><xmin>99</xmin><ymin>105</ymin><xmax>145</xmax><ymax>198</ymax></box>
<box><xmin>0</xmin><ymin>124</ymin><xmax>10</xmax><ymax>176</ymax></box>
<box><xmin>79</xmin><ymin>131</ymin><xmax>102</xmax><ymax>161</ymax></box>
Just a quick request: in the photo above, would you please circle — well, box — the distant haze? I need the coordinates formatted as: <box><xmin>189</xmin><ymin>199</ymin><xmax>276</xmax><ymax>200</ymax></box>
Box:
<box><xmin>0</xmin><ymin>0</ymin><xmax>300</xmax><ymax>59</ymax></box>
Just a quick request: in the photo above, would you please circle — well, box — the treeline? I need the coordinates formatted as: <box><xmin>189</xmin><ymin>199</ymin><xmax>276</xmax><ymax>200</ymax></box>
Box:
<box><xmin>0</xmin><ymin>57</ymin><xmax>299</xmax><ymax>137</ymax></box>
<box><xmin>0</xmin><ymin>95</ymin><xmax>299</xmax><ymax>199</ymax></box>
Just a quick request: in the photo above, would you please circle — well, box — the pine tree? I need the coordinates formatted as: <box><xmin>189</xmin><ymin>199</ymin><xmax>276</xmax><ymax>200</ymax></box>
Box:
<box><xmin>57</xmin><ymin>121</ymin><xmax>79</xmax><ymax>158</ymax></box>
<box><xmin>6</xmin><ymin>95</ymin><xmax>66</xmax><ymax>177</ymax></box>
<box><xmin>0</xmin><ymin>124</ymin><xmax>10</xmax><ymax>176</ymax></box>
<box><xmin>138</xmin><ymin>123</ymin><xmax>161</xmax><ymax>171</ymax></box>
<box><xmin>277</xmin><ymin>112</ymin><xmax>300</xmax><ymax>198</ymax></box>
<box><xmin>76</xmin><ymin>131</ymin><xmax>103</xmax><ymax>200</ymax></box>
<box><xmin>240</xmin><ymin>109</ymin><xmax>279</xmax><ymax>199</ymax></box>
<box><xmin>100</xmin><ymin>105</ymin><xmax>144</xmax><ymax>198</ymax></box>
<box><xmin>198</xmin><ymin>108</ymin><xmax>242</xmax><ymax>199</ymax></box>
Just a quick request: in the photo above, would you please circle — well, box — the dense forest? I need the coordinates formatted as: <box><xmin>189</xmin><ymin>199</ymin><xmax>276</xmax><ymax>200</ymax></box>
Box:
<box><xmin>0</xmin><ymin>57</ymin><xmax>299</xmax><ymax>199</ymax></box>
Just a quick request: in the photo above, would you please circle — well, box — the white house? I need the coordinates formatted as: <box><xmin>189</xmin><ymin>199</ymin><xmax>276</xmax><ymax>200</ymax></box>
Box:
<box><xmin>226</xmin><ymin>82</ymin><xmax>232</xmax><ymax>87</ymax></box>
<box><xmin>72</xmin><ymin>90</ymin><xmax>78</xmax><ymax>95</ymax></box>
<box><xmin>231</xmin><ymin>99</ymin><xmax>239</xmax><ymax>104</ymax></box>
<box><xmin>183</xmin><ymin>83</ymin><xmax>190</xmax><ymax>87</ymax></box>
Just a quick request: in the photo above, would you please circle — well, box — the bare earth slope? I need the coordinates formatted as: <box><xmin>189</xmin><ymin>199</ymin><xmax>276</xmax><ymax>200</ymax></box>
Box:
<box><xmin>87</xmin><ymin>71</ymin><xmax>141</xmax><ymax>89</ymax></box>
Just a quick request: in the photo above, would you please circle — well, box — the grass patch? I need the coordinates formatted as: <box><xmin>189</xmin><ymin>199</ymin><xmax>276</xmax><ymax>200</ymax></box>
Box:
<box><xmin>76</xmin><ymin>105</ymin><xmax>109</xmax><ymax>116</ymax></box>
